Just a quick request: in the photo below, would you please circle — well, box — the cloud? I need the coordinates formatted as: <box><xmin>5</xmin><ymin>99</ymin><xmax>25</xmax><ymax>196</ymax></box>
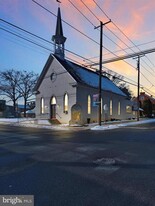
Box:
<box><xmin>107</xmin><ymin>60</ymin><xmax>137</xmax><ymax>76</ymax></box>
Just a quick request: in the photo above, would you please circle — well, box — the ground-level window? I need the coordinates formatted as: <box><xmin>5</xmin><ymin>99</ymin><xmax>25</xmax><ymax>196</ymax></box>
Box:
<box><xmin>110</xmin><ymin>100</ymin><xmax>112</xmax><ymax>115</ymax></box>
<box><xmin>40</xmin><ymin>97</ymin><xmax>44</xmax><ymax>114</ymax></box>
<box><xmin>118</xmin><ymin>101</ymin><xmax>121</xmax><ymax>115</ymax></box>
<box><xmin>88</xmin><ymin>95</ymin><xmax>91</xmax><ymax>114</ymax></box>
<box><xmin>126</xmin><ymin>105</ymin><xmax>132</xmax><ymax>113</ymax></box>
<box><xmin>64</xmin><ymin>93</ymin><xmax>69</xmax><ymax>113</ymax></box>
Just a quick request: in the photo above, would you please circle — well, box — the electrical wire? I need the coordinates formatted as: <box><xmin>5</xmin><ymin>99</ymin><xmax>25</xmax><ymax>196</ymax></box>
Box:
<box><xmin>37</xmin><ymin>0</ymin><xmax>155</xmax><ymax>88</ymax></box>
<box><xmin>0</xmin><ymin>19</ymin><xmax>98</xmax><ymax>64</ymax></box>
<box><xmin>1</xmin><ymin>6</ymin><xmax>154</xmax><ymax>97</ymax></box>
<box><xmin>79</xmin><ymin>0</ymin><xmax>155</xmax><ymax>76</ymax></box>
<box><xmin>67</xmin><ymin>0</ymin><xmax>139</xmax><ymax>72</ymax></box>
<box><xmin>92</xmin><ymin>0</ymin><xmax>155</xmax><ymax>70</ymax></box>
<box><xmin>32</xmin><ymin>0</ymin><xmax>136</xmax><ymax>70</ymax></box>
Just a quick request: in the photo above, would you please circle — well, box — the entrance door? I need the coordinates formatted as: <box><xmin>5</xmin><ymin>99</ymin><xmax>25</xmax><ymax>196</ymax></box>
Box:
<box><xmin>51</xmin><ymin>104</ymin><xmax>56</xmax><ymax>119</ymax></box>
<box><xmin>50</xmin><ymin>96</ymin><xmax>57</xmax><ymax>119</ymax></box>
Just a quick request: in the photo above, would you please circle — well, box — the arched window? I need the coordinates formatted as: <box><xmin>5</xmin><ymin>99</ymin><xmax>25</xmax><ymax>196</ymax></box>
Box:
<box><xmin>101</xmin><ymin>98</ymin><xmax>103</xmax><ymax>114</ymax></box>
<box><xmin>40</xmin><ymin>97</ymin><xmax>44</xmax><ymax>114</ymax></box>
<box><xmin>110</xmin><ymin>100</ymin><xmax>113</xmax><ymax>116</ymax></box>
<box><xmin>88</xmin><ymin>95</ymin><xmax>91</xmax><ymax>114</ymax></box>
<box><xmin>51</xmin><ymin>96</ymin><xmax>57</xmax><ymax>105</ymax></box>
<box><xmin>118</xmin><ymin>101</ymin><xmax>121</xmax><ymax>115</ymax></box>
<box><xmin>64</xmin><ymin>93</ymin><xmax>69</xmax><ymax>113</ymax></box>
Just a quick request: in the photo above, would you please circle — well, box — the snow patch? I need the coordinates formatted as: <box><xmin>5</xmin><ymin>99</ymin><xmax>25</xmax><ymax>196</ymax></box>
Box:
<box><xmin>91</xmin><ymin>119</ymin><xmax>155</xmax><ymax>130</ymax></box>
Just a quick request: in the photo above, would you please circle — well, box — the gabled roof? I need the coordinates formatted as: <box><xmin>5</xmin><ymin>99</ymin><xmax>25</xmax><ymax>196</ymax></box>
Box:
<box><xmin>34</xmin><ymin>54</ymin><xmax>126</xmax><ymax>97</ymax></box>
<box><xmin>54</xmin><ymin>55</ymin><xmax>126</xmax><ymax>96</ymax></box>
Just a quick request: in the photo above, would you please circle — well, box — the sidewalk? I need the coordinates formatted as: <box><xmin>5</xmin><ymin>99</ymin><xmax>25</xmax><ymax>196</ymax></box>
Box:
<box><xmin>0</xmin><ymin>118</ymin><xmax>155</xmax><ymax>131</ymax></box>
<box><xmin>90</xmin><ymin>118</ymin><xmax>155</xmax><ymax>130</ymax></box>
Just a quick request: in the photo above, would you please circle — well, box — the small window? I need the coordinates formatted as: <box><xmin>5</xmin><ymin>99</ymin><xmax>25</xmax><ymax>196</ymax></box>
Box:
<box><xmin>110</xmin><ymin>100</ymin><xmax>112</xmax><ymax>116</ymax></box>
<box><xmin>64</xmin><ymin>93</ymin><xmax>69</xmax><ymax>113</ymax></box>
<box><xmin>41</xmin><ymin>97</ymin><xmax>44</xmax><ymax>114</ymax></box>
<box><xmin>118</xmin><ymin>102</ymin><xmax>121</xmax><ymax>115</ymax></box>
<box><xmin>88</xmin><ymin>95</ymin><xmax>91</xmax><ymax>114</ymax></box>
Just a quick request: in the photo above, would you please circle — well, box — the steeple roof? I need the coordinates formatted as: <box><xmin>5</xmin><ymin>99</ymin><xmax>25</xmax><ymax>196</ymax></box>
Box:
<box><xmin>52</xmin><ymin>7</ymin><xmax>66</xmax><ymax>44</ymax></box>
<box><xmin>55</xmin><ymin>7</ymin><xmax>63</xmax><ymax>36</ymax></box>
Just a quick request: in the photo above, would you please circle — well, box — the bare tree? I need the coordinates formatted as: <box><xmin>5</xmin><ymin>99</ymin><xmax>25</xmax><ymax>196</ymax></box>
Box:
<box><xmin>103</xmin><ymin>69</ymin><xmax>132</xmax><ymax>99</ymax></box>
<box><xmin>103</xmin><ymin>70</ymin><xmax>123</xmax><ymax>85</ymax></box>
<box><xmin>119</xmin><ymin>83</ymin><xmax>133</xmax><ymax>99</ymax></box>
<box><xmin>18</xmin><ymin>71</ymin><xmax>38</xmax><ymax>117</ymax></box>
<box><xmin>0</xmin><ymin>69</ymin><xmax>38</xmax><ymax>117</ymax></box>
<box><xmin>0</xmin><ymin>69</ymin><xmax>22</xmax><ymax>116</ymax></box>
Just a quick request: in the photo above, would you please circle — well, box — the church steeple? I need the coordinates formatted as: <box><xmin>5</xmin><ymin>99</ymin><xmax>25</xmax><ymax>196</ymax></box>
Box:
<box><xmin>52</xmin><ymin>7</ymin><xmax>66</xmax><ymax>59</ymax></box>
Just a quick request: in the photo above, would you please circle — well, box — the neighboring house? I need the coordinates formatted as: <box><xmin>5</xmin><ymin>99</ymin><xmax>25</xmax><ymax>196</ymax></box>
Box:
<box><xmin>17</xmin><ymin>104</ymin><xmax>30</xmax><ymax>113</ymax></box>
<box><xmin>139</xmin><ymin>92</ymin><xmax>155</xmax><ymax>105</ymax></box>
<box><xmin>133</xmin><ymin>92</ymin><xmax>155</xmax><ymax>117</ymax></box>
<box><xmin>0</xmin><ymin>100</ymin><xmax>35</xmax><ymax>118</ymax></box>
<box><xmin>34</xmin><ymin>7</ymin><xmax>134</xmax><ymax>125</ymax></box>
<box><xmin>0</xmin><ymin>100</ymin><xmax>16</xmax><ymax>118</ymax></box>
<box><xmin>0</xmin><ymin>100</ymin><xmax>6</xmax><ymax>117</ymax></box>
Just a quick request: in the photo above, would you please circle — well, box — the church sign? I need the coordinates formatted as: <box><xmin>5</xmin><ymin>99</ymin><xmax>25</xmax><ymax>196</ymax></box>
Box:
<box><xmin>93</xmin><ymin>94</ymin><xmax>99</xmax><ymax>106</ymax></box>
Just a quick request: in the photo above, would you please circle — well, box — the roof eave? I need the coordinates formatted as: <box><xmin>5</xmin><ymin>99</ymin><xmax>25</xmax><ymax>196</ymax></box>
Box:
<box><xmin>33</xmin><ymin>54</ymin><xmax>54</xmax><ymax>92</ymax></box>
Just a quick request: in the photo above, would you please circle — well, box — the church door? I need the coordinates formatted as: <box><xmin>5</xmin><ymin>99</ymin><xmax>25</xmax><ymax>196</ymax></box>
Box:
<box><xmin>51</xmin><ymin>104</ymin><xmax>56</xmax><ymax>119</ymax></box>
<box><xmin>50</xmin><ymin>96</ymin><xmax>57</xmax><ymax>119</ymax></box>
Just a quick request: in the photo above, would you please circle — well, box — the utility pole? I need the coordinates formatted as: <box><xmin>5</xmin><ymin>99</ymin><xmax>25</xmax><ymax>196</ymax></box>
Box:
<box><xmin>134</xmin><ymin>55</ymin><xmax>144</xmax><ymax>121</ymax></box>
<box><xmin>137</xmin><ymin>56</ymin><xmax>140</xmax><ymax>121</ymax></box>
<box><xmin>95</xmin><ymin>20</ymin><xmax>111</xmax><ymax>126</ymax></box>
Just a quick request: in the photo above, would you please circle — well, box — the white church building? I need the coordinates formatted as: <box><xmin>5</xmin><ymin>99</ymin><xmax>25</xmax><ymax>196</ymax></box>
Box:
<box><xmin>34</xmin><ymin>7</ymin><xmax>134</xmax><ymax>125</ymax></box>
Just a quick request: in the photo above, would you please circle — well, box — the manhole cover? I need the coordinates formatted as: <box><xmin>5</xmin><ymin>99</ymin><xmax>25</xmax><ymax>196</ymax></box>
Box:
<box><xmin>94</xmin><ymin>157</ymin><xmax>116</xmax><ymax>166</ymax></box>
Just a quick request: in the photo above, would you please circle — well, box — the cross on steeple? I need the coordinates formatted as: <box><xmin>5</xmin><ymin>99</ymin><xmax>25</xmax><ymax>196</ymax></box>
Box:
<box><xmin>52</xmin><ymin>7</ymin><xmax>66</xmax><ymax>59</ymax></box>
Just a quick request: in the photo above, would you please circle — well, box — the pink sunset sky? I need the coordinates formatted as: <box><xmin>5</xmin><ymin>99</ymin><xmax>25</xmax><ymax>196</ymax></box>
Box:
<box><xmin>1</xmin><ymin>0</ymin><xmax>155</xmax><ymax>96</ymax></box>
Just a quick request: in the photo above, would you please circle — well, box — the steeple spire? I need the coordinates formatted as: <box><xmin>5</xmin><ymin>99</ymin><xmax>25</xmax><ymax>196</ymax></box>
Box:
<box><xmin>52</xmin><ymin>7</ymin><xmax>66</xmax><ymax>59</ymax></box>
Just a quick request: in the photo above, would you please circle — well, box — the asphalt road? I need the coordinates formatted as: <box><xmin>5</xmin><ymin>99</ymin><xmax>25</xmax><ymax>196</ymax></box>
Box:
<box><xmin>0</xmin><ymin>123</ymin><xmax>155</xmax><ymax>206</ymax></box>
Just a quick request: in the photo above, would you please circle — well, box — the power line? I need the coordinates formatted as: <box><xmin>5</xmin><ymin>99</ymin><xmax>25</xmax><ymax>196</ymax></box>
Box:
<box><xmin>1</xmin><ymin>8</ymin><xmax>154</xmax><ymax>97</ymax></box>
<box><xmin>2</xmin><ymin>25</ymin><xmax>154</xmax><ymax>98</ymax></box>
<box><xmin>0</xmin><ymin>23</ymin><xmax>139</xmax><ymax>89</ymax></box>
<box><xmin>92</xmin><ymin>0</ymin><xmax>155</xmax><ymax>71</ymax></box>
<box><xmin>77</xmin><ymin>0</ymin><xmax>155</xmax><ymax>79</ymax></box>
<box><xmin>69</xmin><ymin>0</ymin><xmax>131</xmax><ymax>59</ymax></box>
<box><xmin>67</xmin><ymin>0</ymin><xmax>139</xmax><ymax>72</ymax></box>
<box><xmin>31</xmin><ymin>0</ymin><xmax>101</xmax><ymax>47</ymax></box>
<box><xmin>32</xmin><ymin>0</ymin><xmax>136</xmax><ymax>71</ymax></box>
<box><xmin>80</xmin><ymin>0</ymin><xmax>100</xmax><ymax>21</ymax></box>
<box><xmin>79</xmin><ymin>39</ymin><xmax>155</xmax><ymax>62</ymax></box>
<box><xmin>0</xmin><ymin>27</ymin><xmax>53</xmax><ymax>53</ymax></box>
<box><xmin>0</xmin><ymin>19</ymin><xmax>98</xmax><ymax>64</ymax></box>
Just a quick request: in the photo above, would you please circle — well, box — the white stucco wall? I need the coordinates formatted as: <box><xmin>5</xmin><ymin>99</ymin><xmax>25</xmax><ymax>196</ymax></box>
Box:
<box><xmin>35</xmin><ymin>57</ymin><xmax>77</xmax><ymax>123</ymax></box>
<box><xmin>35</xmin><ymin>56</ymin><xmax>134</xmax><ymax>124</ymax></box>
<box><xmin>76</xmin><ymin>84</ymin><xmax>134</xmax><ymax>123</ymax></box>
